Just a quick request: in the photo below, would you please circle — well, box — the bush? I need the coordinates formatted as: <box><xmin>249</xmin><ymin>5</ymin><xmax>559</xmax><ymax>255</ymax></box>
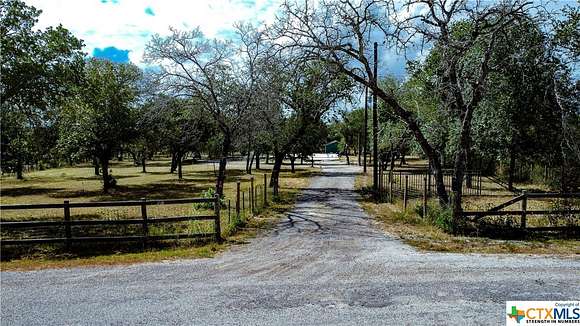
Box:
<box><xmin>193</xmin><ymin>187</ymin><xmax>225</xmax><ymax>209</ymax></box>
<box><xmin>414</xmin><ymin>201</ymin><xmax>454</xmax><ymax>233</ymax></box>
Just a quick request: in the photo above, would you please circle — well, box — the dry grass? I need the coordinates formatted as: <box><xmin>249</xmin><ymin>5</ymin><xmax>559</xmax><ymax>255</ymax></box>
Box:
<box><xmin>0</xmin><ymin>158</ymin><xmax>317</xmax><ymax>270</ymax></box>
<box><xmin>356</xmin><ymin>170</ymin><xmax>579</xmax><ymax>256</ymax></box>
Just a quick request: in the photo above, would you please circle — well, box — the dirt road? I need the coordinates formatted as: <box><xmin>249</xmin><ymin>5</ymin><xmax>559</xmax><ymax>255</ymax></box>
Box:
<box><xmin>2</xmin><ymin>156</ymin><xmax>578</xmax><ymax>325</ymax></box>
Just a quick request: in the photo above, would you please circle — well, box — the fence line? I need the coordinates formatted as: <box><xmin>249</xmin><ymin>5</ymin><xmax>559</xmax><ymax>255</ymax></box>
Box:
<box><xmin>1</xmin><ymin>196</ymin><xmax>221</xmax><ymax>247</ymax></box>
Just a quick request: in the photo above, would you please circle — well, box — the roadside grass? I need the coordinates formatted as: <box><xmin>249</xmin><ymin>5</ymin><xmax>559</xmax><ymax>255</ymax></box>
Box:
<box><xmin>0</xmin><ymin>158</ymin><xmax>317</xmax><ymax>270</ymax></box>
<box><xmin>356</xmin><ymin>171</ymin><xmax>579</xmax><ymax>255</ymax></box>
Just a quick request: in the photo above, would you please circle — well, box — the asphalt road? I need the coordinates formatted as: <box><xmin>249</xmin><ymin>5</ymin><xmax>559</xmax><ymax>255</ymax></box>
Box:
<box><xmin>1</xmin><ymin>156</ymin><xmax>579</xmax><ymax>325</ymax></box>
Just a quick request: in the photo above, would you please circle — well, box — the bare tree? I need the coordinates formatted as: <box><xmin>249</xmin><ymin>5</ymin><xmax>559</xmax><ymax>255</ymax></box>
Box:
<box><xmin>145</xmin><ymin>25</ymin><xmax>266</xmax><ymax>196</ymax></box>
<box><xmin>274</xmin><ymin>0</ymin><xmax>533</xmax><ymax>230</ymax></box>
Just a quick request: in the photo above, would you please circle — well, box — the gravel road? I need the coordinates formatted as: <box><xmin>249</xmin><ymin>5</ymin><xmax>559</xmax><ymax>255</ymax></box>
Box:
<box><xmin>1</xmin><ymin>156</ymin><xmax>579</xmax><ymax>325</ymax></box>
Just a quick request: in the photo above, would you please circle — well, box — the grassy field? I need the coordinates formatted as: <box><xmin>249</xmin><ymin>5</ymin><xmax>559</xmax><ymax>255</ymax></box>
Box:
<box><xmin>355</xmin><ymin>159</ymin><xmax>579</xmax><ymax>255</ymax></box>
<box><xmin>0</xmin><ymin>157</ymin><xmax>317</xmax><ymax>270</ymax></box>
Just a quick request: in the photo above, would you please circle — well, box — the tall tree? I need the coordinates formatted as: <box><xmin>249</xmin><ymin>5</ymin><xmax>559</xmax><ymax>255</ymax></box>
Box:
<box><xmin>275</xmin><ymin>0</ymin><xmax>536</xmax><ymax>231</ymax></box>
<box><xmin>145</xmin><ymin>25</ymin><xmax>266</xmax><ymax>196</ymax></box>
<box><xmin>58</xmin><ymin>59</ymin><xmax>141</xmax><ymax>192</ymax></box>
<box><xmin>0</xmin><ymin>0</ymin><xmax>84</xmax><ymax>178</ymax></box>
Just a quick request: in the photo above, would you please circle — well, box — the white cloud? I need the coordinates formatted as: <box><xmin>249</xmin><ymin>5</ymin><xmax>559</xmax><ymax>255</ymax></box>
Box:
<box><xmin>24</xmin><ymin>0</ymin><xmax>282</xmax><ymax>65</ymax></box>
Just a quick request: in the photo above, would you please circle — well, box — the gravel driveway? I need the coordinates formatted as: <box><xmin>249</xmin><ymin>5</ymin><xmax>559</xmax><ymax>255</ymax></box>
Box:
<box><xmin>2</xmin><ymin>156</ymin><xmax>578</xmax><ymax>325</ymax></box>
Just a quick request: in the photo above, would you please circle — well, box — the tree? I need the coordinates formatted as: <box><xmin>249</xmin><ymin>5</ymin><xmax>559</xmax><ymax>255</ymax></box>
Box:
<box><xmin>1</xmin><ymin>0</ymin><xmax>84</xmax><ymax>178</ymax></box>
<box><xmin>331</xmin><ymin>108</ymin><xmax>365</xmax><ymax>165</ymax></box>
<box><xmin>154</xmin><ymin>96</ymin><xmax>215</xmax><ymax>179</ymax></box>
<box><xmin>127</xmin><ymin>103</ymin><xmax>163</xmax><ymax>174</ymax></box>
<box><xmin>263</xmin><ymin>58</ymin><xmax>353</xmax><ymax>190</ymax></box>
<box><xmin>145</xmin><ymin>24</ymin><xmax>266</xmax><ymax>196</ymax></box>
<box><xmin>58</xmin><ymin>59</ymin><xmax>141</xmax><ymax>192</ymax></box>
<box><xmin>275</xmin><ymin>0</ymin><xmax>536</xmax><ymax>231</ymax></box>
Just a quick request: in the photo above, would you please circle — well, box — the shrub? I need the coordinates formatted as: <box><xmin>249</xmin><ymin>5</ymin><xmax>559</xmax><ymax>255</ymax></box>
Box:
<box><xmin>415</xmin><ymin>201</ymin><xmax>454</xmax><ymax>233</ymax></box>
<box><xmin>193</xmin><ymin>187</ymin><xmax>225</xmax><ymax>209</ymax></box>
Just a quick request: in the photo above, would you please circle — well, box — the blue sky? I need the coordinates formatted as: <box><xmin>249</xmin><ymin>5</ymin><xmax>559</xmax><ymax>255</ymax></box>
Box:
<box><xmin>24</xmin><ymin>0</ymin><xmax>417</xmax><ymax>79</ymax></box>
<box><xmin>25</xmin><ymin>0</ymin><xmax>573</xmax><ymax>81</ymax></box>
<box><xmin>26</xmin><ymin>0</ymin><xmax>281</xmax><ymax>64</ymax></box>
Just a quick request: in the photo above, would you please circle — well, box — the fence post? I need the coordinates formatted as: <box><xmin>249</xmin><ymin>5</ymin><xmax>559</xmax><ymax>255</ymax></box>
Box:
<box><xmin>264</xmin><ymin>173</ymin><xmax>268</xmax><ymax>206</ymax></box>
<box><xmin>214</xmin><ymin>194</ymin><xmax>222</xmax><ymax>242</ymax></box>
<box><xmin>63</xmin><ymin>200</ymin><xmax>71</xmax><ymax>249</ymax></box>
<box><xmin>236</xmin><ymin>181</ymin><xmax>240</xmax><ymax>218</ymax></box>
<box><xmin>389</xmin><ymin>172</ymin><xmax>393</xmax><ymax>204</ymax></box>
<box><xmin>423</xmin><ymin>177</ymin><xmax>428</xmax><ymax>218</ymax></box>
<box><xmin>379</xmin><ymin>165</ymin><xmax>383</xmax><ymax>199</ymax></box>
<box><xmin>521</xmin><ymin>190</ymin><xmax>527</xmax><ymax>228</ymax></box>
<box><xmin>228</xmin><ymin>199</ymin><xmax>231</xmax><ymax>224</ymax></box>
<box><xmin>141</xmin><ymin>198</ymin><xmax>148</xmax><ymax>247</ymax></box>
<box><xmin>242</xmin><ymin>191</ymin><xmax>245</xmax><ymax>215</ymax></box>
<box><xmin>250</xmin><ymin>176</ymin><xmax>255</xmax><ymax>213</ymax></box>
<box><xmin>404</xmin><ymin>175</ymin><xmax>409</xmax><ymax>210</ymax></box>
<box><xmin>427</xmin><ymin>171</ymin><xmax>432</xmax><ymax>196</ymax></box>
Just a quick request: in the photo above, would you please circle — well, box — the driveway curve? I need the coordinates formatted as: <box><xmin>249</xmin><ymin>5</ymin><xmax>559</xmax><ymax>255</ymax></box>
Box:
<box><xmin>2</xmin><ymin>156</ymin><xmax>578</xmax><ymax>325</ymax></box>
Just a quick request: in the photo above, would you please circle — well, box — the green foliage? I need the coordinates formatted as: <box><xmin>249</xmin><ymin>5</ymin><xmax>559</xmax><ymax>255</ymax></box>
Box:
<box><xmin>193</xmin><ymin>187</ymin><xmax>225</xmax><ymax>209</ymax></box>
<box><xmin>58</xmin><ymin>59</ymin><xmax>141</xmax><ymax>160</ymax></box>
<box><xmin>413</xmin><ymin>201</ymin><xmax>453</xmax><ymax>233</ymax></box>
<box><xmin>1</xmin><ymin>0</ymin><xmax>84</xmax><ymax>177</ymax></box>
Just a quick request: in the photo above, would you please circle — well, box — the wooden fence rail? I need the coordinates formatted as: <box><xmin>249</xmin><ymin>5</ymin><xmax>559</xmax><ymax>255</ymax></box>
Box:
<box><xmin>0</xmin><ymin>196</ymin><xmax>221</xmax><ymax>247</ymax></box>
<box><xmin>463</xmin><ymin>192</ymin><xmax>580</xmax><ymax>232</ymax></box>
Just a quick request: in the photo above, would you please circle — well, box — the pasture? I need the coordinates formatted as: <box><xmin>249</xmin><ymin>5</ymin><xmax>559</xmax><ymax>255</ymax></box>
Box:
<box><xmin>0</xmin><ymin>156</ymin><xmax>317</xmax><ymax>268</ymax></box>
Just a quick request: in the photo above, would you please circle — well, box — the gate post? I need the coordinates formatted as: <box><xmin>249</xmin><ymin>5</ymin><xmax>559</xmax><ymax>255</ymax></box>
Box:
<box><xmin>141</xmin><ymin>198</ymin><xmax>149</xmax><ymax>247</ymax></box>
<box><xmin>236</xmin><ymin>181</ymin><xmax>240</xmax><ymax>218</ymax></box>
<box><xmin>64</xmin><ymin>200</ymin><xmax>71</xmax><ymax>249</ymax></box>
<box><xmin>404</xmin><ymin>175</ymin><xmax>409</xmax><ymax>210</ymax></box>
<box><xmin>423</xmin><ymin>177</ymin><xmax>428</xmax><ymax>218</ymax></box>
<box><xmin>214</xmin><ymin>194</ymin><xmax>222</xmax><ymax>242</ymax></box>
<box><xmin>264</xmin><ymin>173</ymin><xmax>268</xmax><ymax>206</ymax></box>
<box><xmin>521</xmin><ymin>190</ymin><xmax>527</xmax><ymax>229</ymax></box>
<box><xmin>250</xmin><ymin>176</ymin><xmax>255</xmax><ymax>213</ymax></box>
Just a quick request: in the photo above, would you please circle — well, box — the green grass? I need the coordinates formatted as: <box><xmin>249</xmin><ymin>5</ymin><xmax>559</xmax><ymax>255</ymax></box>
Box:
<box><xmin>356</xmin><ymin>166</ymin><xmax>579</xmax><ymax>255</ymax></box>
<box><xmin>0</xmin><ymin>157</ymin><xmax>317</xmax><ymax>270</ymax></box>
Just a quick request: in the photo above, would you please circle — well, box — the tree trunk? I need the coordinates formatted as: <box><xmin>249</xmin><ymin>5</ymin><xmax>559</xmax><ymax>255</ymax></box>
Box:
<box><xmin>255</xmin><ymin>152</ymin><xmax>260</xmax><ymax>170</ymax></box>
<box><xmin>245</xmin><ymin>150</ymin><xmax>251</xmax><ymax>173</ymax></box>
<box><xmin>248</xmin><ymin>152</ymin><xmax>255</xmax><ymax>174</ymax></box>
<box><xmin>508</xmin><ymin>149</ymin><xmax>516</xmax><ymax>192</ymax></box>
<box><xmin>290</xmin><ymin>154</ymin><xmax>295</xmax><ymax>173</ymax></box>
<box><xmin>100</xmin><ymin>155</ymin><xmax>113</xmax><ymax>193</ymax></box>
<box><xmin>450</xmin><ymin>114</ymin><xmax>475</xmax><ymax>233</ymax></box>
<box><xmin>141</xmin><ymin>156</ymin><xmax>146</xmax><ymax>173</ymax></box>
<box><xmin>15</xmin><ymin>157</ymin><xmax>23</xmax><ymax>180</ymax></box>
<box><xmin>117</xmin><ymin>149</ymin><xmax>123</xmax><ymax>161</ymax></box>
<box><xmin>399</xmin><ymin>153</ymin><xmax>406</xmax><ymax>166</ymax></box>
<box><xmin>129</xmin><ymin>151</ymin><xmax>138</xmax><ymax>165</ymax></box>
<box><xmin>215</xmin><ymin>134</ymin><xmax>231</xmax><ymax>197</ymax></box>
<box><xmin>451</xmin><ymin>154</ymin><xmax>466</xmax><ymax>234</ymax></box>
<box><xmin>177</xmin><ymin>152</ymin><xmax>183</xmax><ymax>179</ymax></box>
<box><xmin>266</xmin><ymin>153</ymin><xmax>269</xmax><ymax>164</ymax></box>
<box><xmin>269</xmin><ymin>151</ymin><xmax>285</xmax><ymax>190</ymax></box>
<box><xmin>358</xmin><ymin>133</ymin><xmax>362</xmax><ymax>166</ymax></box>
<box><xmin>345</xmin><ymin>145</ymin><xmax>350</xmax><ymax>165</ymax></box>
<box><xmin>93</xmin><ymin>156</ymin><xmax>100</xmax><ymax>176</ymax></box>
<box><xmin>170</xmin><ymin>151</ymin><xmax>177</xmax><ymax>173</ymax></box>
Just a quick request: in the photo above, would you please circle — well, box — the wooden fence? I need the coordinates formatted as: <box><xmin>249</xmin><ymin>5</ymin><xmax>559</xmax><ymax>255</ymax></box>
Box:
<box><xmin>377</xmin><ymin>168</ymin><xmax>484</xmax><ymax>204</ymax></box>
<box><xmin>462</xmin><ymin>192</ymin><xmax>580</xmax><ymax>233</ymax></box>
<box><xmin>224</xmin><ymin>173</ymin><xmax>276</xmax><ymax>225</ymax></box>
<box><xmin>0</xmin><ymin>196</ymin><xmax>222</xmax><ymax>247</ymax></box>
